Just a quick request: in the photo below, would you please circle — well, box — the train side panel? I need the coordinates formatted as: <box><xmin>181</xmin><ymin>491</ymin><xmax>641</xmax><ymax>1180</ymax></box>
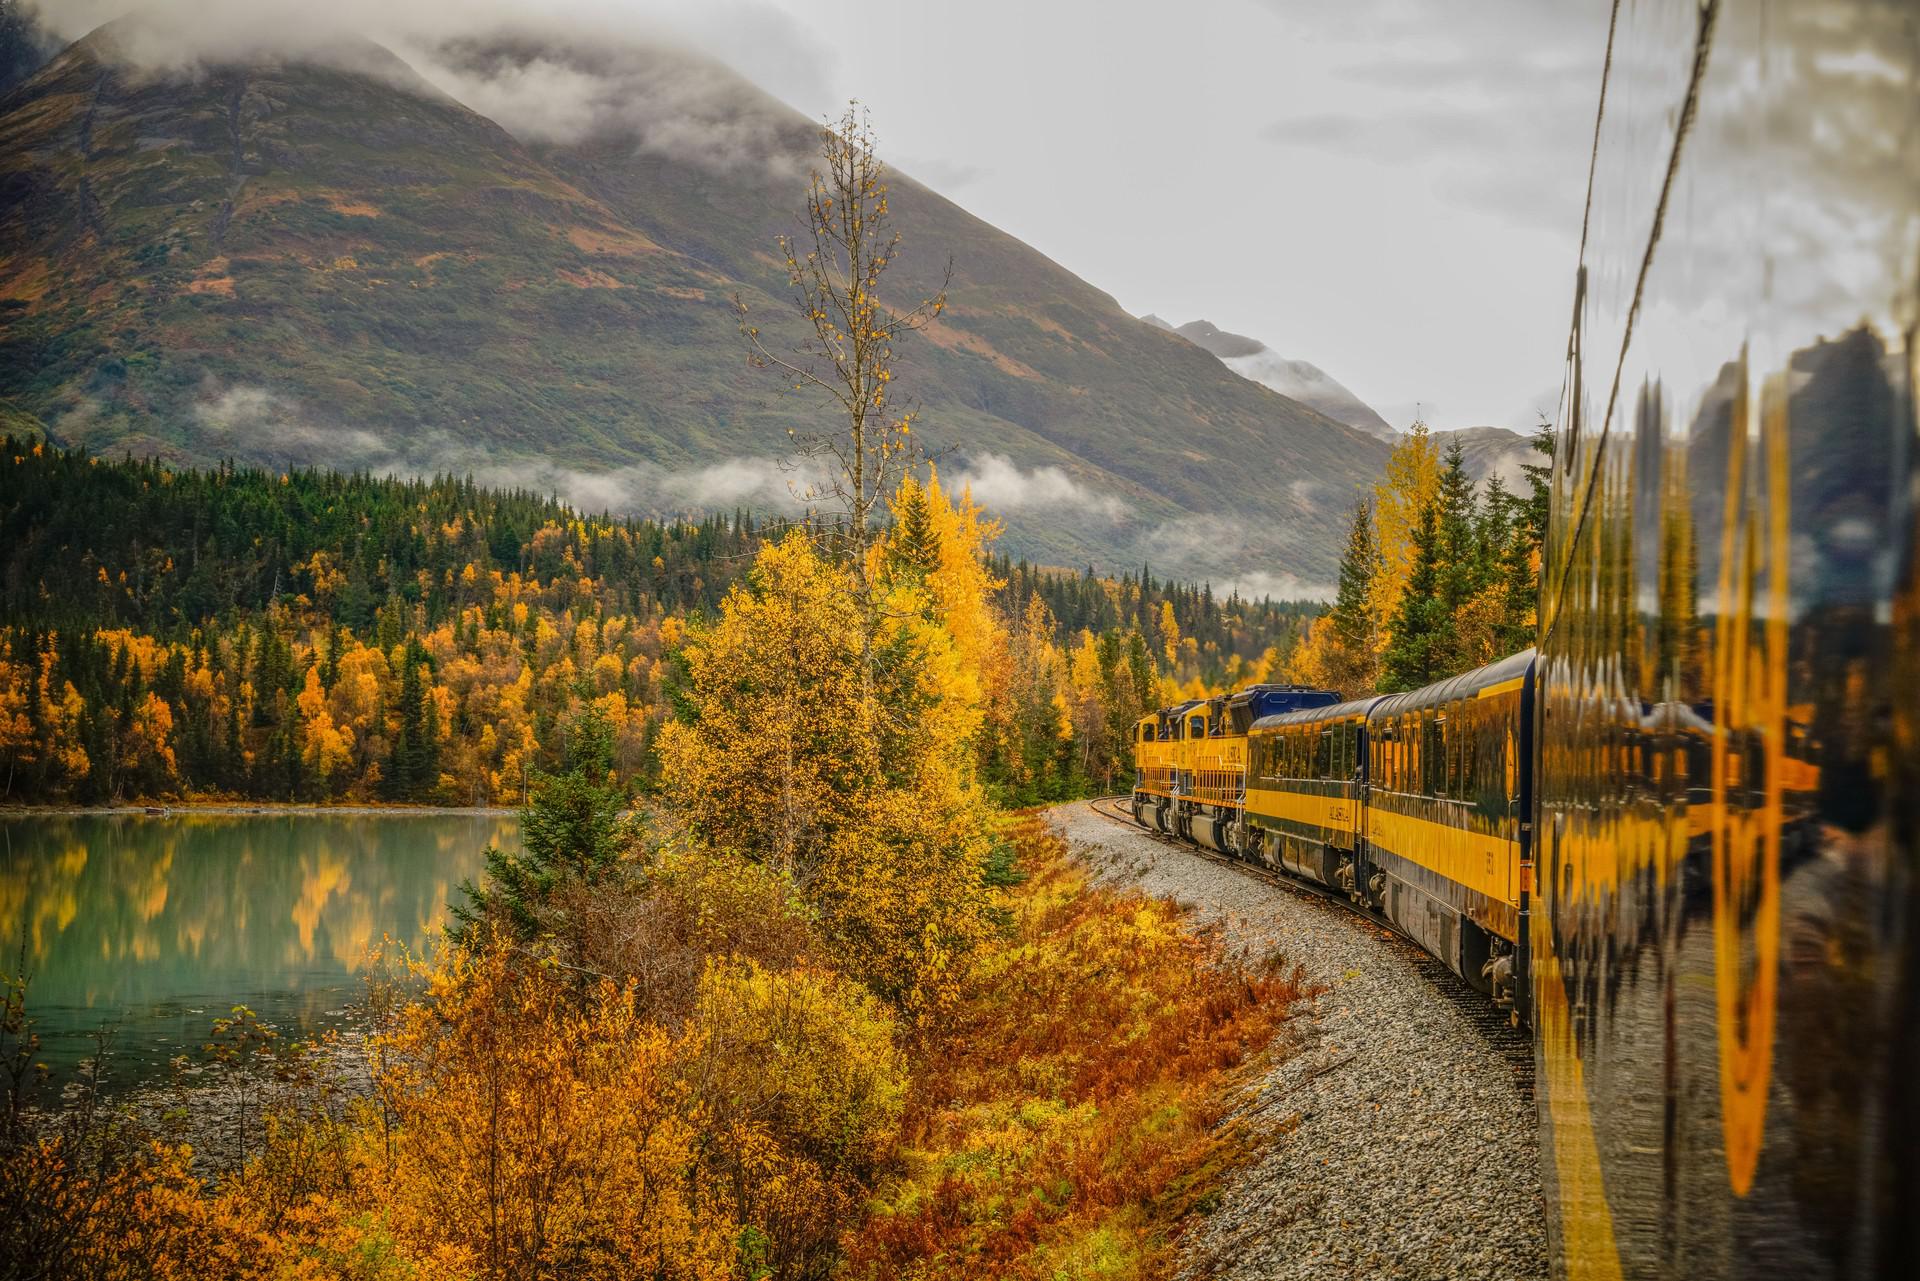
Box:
<box><xmin>1245</xmin><ymin>703</ymin><xmax>1371</xmax><ymax>887</ymax></box>
<box><xmin>1536</xmin><ymin>2</ymin><xmax>1920</xmax><ymax>1276</ymax></box>
<box><xmin>1363</xmin><ymin>651</ymin><xmax>1532</xmax><ymax>1006</ymax></box>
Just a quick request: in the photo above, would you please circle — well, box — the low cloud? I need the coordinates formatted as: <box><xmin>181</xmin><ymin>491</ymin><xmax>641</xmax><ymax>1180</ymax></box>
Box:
<box><xmin>32</xmin><ymin>0</ymin><xmax>832</xmax><ymax>176</ymax></box>
<box><xmin>193</xmin><ymin>382</ymin><xmax>392</xmax><ymax>461</ymax></box>
<box><xmin>1217</xmin><ymin>569</ymin><xmax>1335</xmax><ymax>604</ymax></box>
<box><xmin>1120</xmin><ymin>513</ymin><xmax>1335</xmax><ymax>602</ymax></box>
<box><xmin>471</xmin><ymin>455</ymin><xmax>815</xmax><ymax>515</ymax></box>
<box><xmin>947</xmin><ymin>453</ymin><xmax>1125</xmax><ymax>520</ymax></box>
<box><xmin>188</xmin><ymin>379</ymin><xmax>816</xmax><ymax>515</ymax></box>
<box><xmin>408</xmin><ymin>36</ymin><xmax>812</xmax><ymax>176</ymax></box>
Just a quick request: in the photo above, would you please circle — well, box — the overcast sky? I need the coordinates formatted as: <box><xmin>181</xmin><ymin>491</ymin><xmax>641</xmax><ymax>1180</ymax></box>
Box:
<box><xmin>43</xmin><ymin>0</ymin><xmax>1613</xmax><ymax>431</ymax></box>
<box><xmin>707</xmin><ymin>0</ymin><xmax>1614</xmax><ymax>431</ymax></box>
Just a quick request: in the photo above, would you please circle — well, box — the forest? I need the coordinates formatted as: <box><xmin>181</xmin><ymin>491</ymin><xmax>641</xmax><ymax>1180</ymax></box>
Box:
<box><xmin>0</xmin><ymin>437</ymin><xmax>1315</xmax><ymax>806</ymax></box>
<box><xmin>1</xmin><ymin>452</ymin><xmax>1308</xmax><ymax>1281</ymax></box>
<box><xmin>1285</xmin><ymin>421</ymin><xmax>1551</xmax><ymax>698</ymax></box>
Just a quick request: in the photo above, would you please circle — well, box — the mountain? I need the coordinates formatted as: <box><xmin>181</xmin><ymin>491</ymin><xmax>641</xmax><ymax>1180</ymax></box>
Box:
<box><xmin>1162</xmin><ymin>319</ymin><xmax>1399</xmax><ymax>443</ymax></box>
<box><xmin>1437</xmin><ymin>425</ymin><xmax>1540</xmax><ymax>492</ymax></box>
<box><xmin>0</xmin><ymin>2</ymin><xmax>58</xmax><ymax>97</ymax></box>
<box><xmin>0</xmin><ymin>24</ymin><xmax>1389</xmax><ymax>588</ymax></box>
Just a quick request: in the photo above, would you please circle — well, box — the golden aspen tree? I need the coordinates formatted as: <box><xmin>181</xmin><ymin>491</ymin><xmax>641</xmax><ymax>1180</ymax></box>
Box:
<box><xmin>1370</xmin><ymin>417</ymin><xmax>1441</xmax><ymax>655</ymax></box>
<box><xmin>370</xmin><ymin>934</ymin><xmax>733</xmax><ymax>1278</ymax></box>
<box><xmin>296</xmin><ymin>667</ymin><xmax>352</xmax><ymax>783</ymax></box>
<box><xmin>659</xmin><ymin>531</ymin><xmax>990</xmax><ymax>1021</ymax></box>
<box><xmin>0</xmin><ymin>658</ymin><xmax>32</xmax><ymax>798</ymax></box>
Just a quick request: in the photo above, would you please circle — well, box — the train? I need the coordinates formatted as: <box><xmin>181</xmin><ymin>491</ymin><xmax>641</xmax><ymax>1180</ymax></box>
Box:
<box><xmin>1133</xmin><ymin>2</ymin><xmax>1920</xmax><ymax>1276</ymax></box>
<box><xmin>1131</xmin><ymin>652</ymin><xmax>1537</xmax><ymax>1017</ymax></box>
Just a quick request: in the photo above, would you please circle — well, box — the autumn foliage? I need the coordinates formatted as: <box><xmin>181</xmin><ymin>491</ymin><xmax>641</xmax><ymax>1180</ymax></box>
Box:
<box><xmin>1288</xmin><ymin>421</ymin><xmax>1551</xmax><ymax>697</ymax></box>
<box><xmin>844</xmin><ymin>815</ymin><xmax>1306</xmax><ymax>1279</ymax></box>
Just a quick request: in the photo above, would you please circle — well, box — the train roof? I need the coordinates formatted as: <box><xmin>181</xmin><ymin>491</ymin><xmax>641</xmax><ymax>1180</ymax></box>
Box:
<box><xmin>1249</xmin><ymin>694</ymin><xmax>1384</xmax><ymax>733</ymax></box>
<box><xmin>1368</xmin><ymin>647</ymin><xmax>1537</xmax><ymax>720</ymax></box>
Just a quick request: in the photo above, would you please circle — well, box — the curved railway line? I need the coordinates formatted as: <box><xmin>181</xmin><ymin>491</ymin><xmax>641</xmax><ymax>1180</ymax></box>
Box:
<box><xmin>1081</xmin><ymin>795</ymin><xmax>1533</xmax><ymax>1075</ymax></box>
<box><xmin>1049</xmin><ymin>797</ymin><xmax>1546</xmax><ymax>1279</ymax></box>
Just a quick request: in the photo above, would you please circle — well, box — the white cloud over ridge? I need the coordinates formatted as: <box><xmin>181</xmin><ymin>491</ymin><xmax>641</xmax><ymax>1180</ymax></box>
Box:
<box><xmin>29</xmin><ymin>0</ymin><xmax>831</xmax><ymax>175</ymax></box>
<box><xmin>185</xmin><ymin>379</ymin><xmax>815</xmax><ymax>515</ymax></box>
<box><xmin>946</xmin><ymin>453</ymin><xmax>1125</xmax><ymax>520</ymax></box>
<box><xmin>167</xmin><ymin>382</ymin><xmax>1334</xmax><ymax>593</ymax></box>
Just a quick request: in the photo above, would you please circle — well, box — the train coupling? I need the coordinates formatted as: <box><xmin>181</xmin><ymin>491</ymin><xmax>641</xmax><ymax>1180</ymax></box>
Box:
<box><xmin>1482</xmin><ymin>947</ymin><xmax>1518</xmax><ymax>1011</ymax></box>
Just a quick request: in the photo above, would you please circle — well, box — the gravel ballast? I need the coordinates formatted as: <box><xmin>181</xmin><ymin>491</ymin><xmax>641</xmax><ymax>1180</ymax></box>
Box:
<box><xmin>1047</xmin><ymin>801</ymin><xmax>1547</xmax><ymax>1281</ymax></box>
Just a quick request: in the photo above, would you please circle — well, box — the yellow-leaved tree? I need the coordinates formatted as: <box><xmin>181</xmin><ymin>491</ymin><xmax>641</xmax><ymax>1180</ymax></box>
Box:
<box><xmin>658</xmin><ymin>529</ymin><xmax>991</xmax><ymax>1024</ymax></box>
<box><xmin>369</xmin><ymin>933</ymin><xmax>733</xmax><ymax>1279</ymax></box>
<box><xmin>1369</xmin><ymin>417</ymin><xmax>1440</xmax><ymax>658</ymax></box>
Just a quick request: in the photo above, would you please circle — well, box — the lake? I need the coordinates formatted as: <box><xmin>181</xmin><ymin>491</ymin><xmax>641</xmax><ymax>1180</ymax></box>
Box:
<box><xmin>0</xmin><ymin>811</ymin><xmax>517</xmax><ymax>1091</ymax></box>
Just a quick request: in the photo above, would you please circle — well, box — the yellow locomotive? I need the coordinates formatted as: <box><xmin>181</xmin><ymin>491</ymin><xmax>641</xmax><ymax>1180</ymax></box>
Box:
<box><xmin>1131</xmin><ymin>685</ymin><xmax>1339</xmax><ymax>849</ymax></box>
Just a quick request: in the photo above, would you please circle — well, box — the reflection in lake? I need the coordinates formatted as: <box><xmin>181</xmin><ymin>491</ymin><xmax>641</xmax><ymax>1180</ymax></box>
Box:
<box><xmin>0</xmin><ymin>812</ymin><xmax>515</xmax><ymax>1090</ymax></box>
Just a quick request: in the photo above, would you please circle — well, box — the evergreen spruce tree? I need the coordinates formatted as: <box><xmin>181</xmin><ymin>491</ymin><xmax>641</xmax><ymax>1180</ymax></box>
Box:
<box><xmin>376</xmin><ymin>593</ymin><xmax>406</xmax><ymax>654</ymax></box>
<box><xmin>1434</xmin><ymin>437</ymin><xmax>1481</xmax><ymax>613</ymax></box>
<box><xmin>1496</xmin><ymin>424</ymin><xmax>1555</xmax><ymax>653</ymax></box>
<box><xmin>887</xmin><ymin>481</ymin><xmax>940</xmax><ymax>578</ymax></box>
<box><xmin>1478</xmin><ymin>475</ymin><xmax>1514</xmax><ymax>583</ymax></box>
<box><xmin>1381</xmin><ymin>499</ymin><xmax>1447</xmax><ymax>693</ymax></box>
<box><xmin>384</xmin><ymin>637</ymin><xmax>438</xmax><ymax>801</ymax></box>
<box><xmin>1327</xmin><ymin>497</ymin><xmax>1381</xmax><ymax>698</ymax></box>
<box><xmin>454</xmin><ymin>704</ymin><xmax>628</xmax><ymax>943</ymax></box>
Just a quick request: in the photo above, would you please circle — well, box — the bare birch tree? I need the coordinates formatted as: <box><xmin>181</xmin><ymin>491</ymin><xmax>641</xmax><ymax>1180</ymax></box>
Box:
<box><xmin>737</xmin><ymin>103</ymin><xmax>951</xmax><ymax>562</ymax></box>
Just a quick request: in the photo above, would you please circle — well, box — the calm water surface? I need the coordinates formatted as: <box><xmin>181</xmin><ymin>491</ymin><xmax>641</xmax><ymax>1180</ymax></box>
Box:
<box><xmin>0</xmin><ymin>812</ymin><xmax>517</xmax><ymax>1090</ymax></box>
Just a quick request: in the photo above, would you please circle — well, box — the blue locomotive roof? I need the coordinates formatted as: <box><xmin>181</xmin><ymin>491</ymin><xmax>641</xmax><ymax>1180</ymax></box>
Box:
<box><xmin>1226</xmin><ymin>683</ymin><xmax>1340</xmax><ymax>733</ymax></box>
<box><xmin>1249</xmin><ymin>694</ymin><xmax>1384</xmax><ymax>734</ymax></box>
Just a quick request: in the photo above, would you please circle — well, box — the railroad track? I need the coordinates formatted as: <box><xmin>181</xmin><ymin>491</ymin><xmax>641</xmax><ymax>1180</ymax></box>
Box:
<box><xmin>1079</xmin><ymin>795</ymin><xmax>1535</xmax><ymax>1089</ymax></box>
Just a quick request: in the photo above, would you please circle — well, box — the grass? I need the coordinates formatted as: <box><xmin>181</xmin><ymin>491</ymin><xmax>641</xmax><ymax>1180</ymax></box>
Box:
<box><xmin>841</xmin><ymin>813</ymin><xmax>1311</xmax><ymax>1280</ymax></box>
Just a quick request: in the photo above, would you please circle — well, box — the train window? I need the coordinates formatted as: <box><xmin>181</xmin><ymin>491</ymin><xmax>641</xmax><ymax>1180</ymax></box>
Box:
<box><xmin>1446</xmin><ymin>705</ymin><xmax>1462</xmax><ymax>799</ymax></box>
<box><xmin>1425</xmin><ymin>710</ymin><xmax>1443</xmax><ymax>796</ymax></box>
<box><xmin>1316</xmin><ymin>728</ymin><xmax>1332</xmax><ymax>778</ymax></box>
<box><xmin>1472</xmin><ymin>705</ymin><xmax>1484</xmax><ymax>801</ymax></box>
<box><xmin>1404</xmin><ymin>715</ymin><xmax>1418</xmax><ymax>793</ymax></box>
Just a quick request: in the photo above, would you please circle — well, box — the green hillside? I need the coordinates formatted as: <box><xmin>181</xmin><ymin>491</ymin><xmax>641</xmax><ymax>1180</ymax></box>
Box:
<box><xmin>0</xmin><ymin>25</ymin><xmax>1388</xmax><ymax>582</ymax></box>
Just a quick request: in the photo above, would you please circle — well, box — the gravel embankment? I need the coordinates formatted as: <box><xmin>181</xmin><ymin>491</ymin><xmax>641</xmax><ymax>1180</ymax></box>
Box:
<box><xmin>1047</xmin><ymin>802</ymin><xmax>1546</xmax><ymax>1281</ymax></box>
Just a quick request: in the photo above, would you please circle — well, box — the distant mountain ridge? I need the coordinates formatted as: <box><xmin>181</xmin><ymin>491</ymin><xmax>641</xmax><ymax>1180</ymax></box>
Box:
<box><xmin>0</xmin><ymin>22</ymin><xmax>1389</xmax><ymax>587</ymax></box>
<box><xmin>1147</xmin><ymin>316</ymin><xmax>1399</xmax><ymax>443</ymax></box>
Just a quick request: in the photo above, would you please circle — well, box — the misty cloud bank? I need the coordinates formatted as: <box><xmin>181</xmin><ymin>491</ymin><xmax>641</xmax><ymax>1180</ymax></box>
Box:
<box><xmin>946</xmin><ymin>453</ymin><xmax>1125</xmax><ymax>520</ymax></box>
<box><xmin>31</xmin><ymin>0</ymin><xmax>824</xmax><ymax>176</ymax></box>
<box><xmin>178</xmin><ymin>381</ymin><xmax>1332</xmax><ymax>597</ymax></box>
<box><xmin>187</xmin><ymin>380</ymin><xmax>815</xmax><ymax>516</ymax></box>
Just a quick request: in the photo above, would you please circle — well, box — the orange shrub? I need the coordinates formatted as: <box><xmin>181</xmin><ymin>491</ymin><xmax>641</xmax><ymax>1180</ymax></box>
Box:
<box><xmin>842</xmin><ymin>814</ymin><xmax>1308</xmax><ymax>1281</ymax></box>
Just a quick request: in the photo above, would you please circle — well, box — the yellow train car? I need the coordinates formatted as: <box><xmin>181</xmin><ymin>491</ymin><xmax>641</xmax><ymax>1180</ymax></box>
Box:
<box><xmin>1365</xmin><ymin>649</ymin><xmax>1533</xmax><ymax>1009</ymax></box>
<box><xmin>1245</xmin><ymin>697</ymin><xmax>1376</xmax><ymax>888</ymax></box>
